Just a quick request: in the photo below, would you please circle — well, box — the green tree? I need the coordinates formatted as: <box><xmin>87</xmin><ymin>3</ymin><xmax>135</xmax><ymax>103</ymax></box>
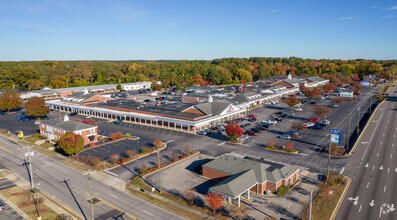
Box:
<box><xmin>58</xmin><ymin>132</ymin><xmax>84</xmax><ymax>156</ymax></box>
<box><xmin>0</xmin><ymin>90</ymin><xmax>23</xmax><ymax>112</ymax></box>
<box><xmin>25</xmin><ymin>97</ymin><xmax>50</xmax><ymax>117</ymax></box>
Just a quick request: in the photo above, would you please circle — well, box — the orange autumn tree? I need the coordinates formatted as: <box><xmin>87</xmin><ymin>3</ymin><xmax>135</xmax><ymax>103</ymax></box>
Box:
<box><xmin>205</xmin><ymin>192</ymin><xmax>223</xmax><ymax>213</ymax></box>
<box><xmin>283</xmin><ymin>95</ymin><xmax>301</xmax><ymax>107</ymax></box>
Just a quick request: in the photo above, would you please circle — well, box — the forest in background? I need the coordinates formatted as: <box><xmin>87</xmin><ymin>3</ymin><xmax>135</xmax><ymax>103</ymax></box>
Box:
<box><xmin>0</xmin><ymin>57</ymin><xmax>396</xmax><ymax>91</ymax></box>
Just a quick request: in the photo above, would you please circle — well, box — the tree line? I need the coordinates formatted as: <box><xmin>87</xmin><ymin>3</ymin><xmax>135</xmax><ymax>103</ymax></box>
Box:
<box><xmin>0</xmin><ymin>57</ymin><xmax>396</xmax><ymax>90</ymax></box>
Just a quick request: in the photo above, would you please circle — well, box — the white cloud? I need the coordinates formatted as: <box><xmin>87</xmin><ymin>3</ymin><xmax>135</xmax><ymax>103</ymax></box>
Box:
<box><xmin>370</xmin><ymin>6</ymin><xmax>378</xmax><ymax>9</ymax></box>
<box><xmin>336</xmin><ymin>16</ymin><xmax>357</xmax><ymax>20</ymax></box>
<box><xmin>269</xmin><ymin>9</ymin><xmax>280</xmax><ymax>13</ymax></box>
<box><xmin>384</xmin><ymin>15</ymin><xmax>395</xmax><ymax>19</ymax></box>
<box><xmin>387</xmin><ymin>5</ymin><xmax>397</xmax><ymax>10</ymax></box>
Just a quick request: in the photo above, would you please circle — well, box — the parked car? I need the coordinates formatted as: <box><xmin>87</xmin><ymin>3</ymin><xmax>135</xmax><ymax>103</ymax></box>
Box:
<box><xmin>218</xmin><ymin>129</ymin><xmax>225</xmax><ymax>134</ymax></box>
<box><xmin>19</xmin><ymin>117</ymin><xmax>29</xmax><ymax>121</ymax></box>
<box><xmin>70</xmin><ymin>112</ymin><xmax>78</xmax><ymax>116</ymax></box>
<box><xmin>114</xmin><ymin>119</ymin><xmax>122</xmax><ymax>124</ymax></box>
<box><xmin>277</xmin><ymin>134</ymin><xmax>291</xmax><ymax>139</ymax></box>
<box><xmin>264</xmin><ymin>119</ymin><xmax>277</xmax><ymax>124</ymax></box>
<box><xmin>310</xmin><ymin>118</ymin><xmax>321</xmax><ymax>122</ymax></box>
<box><xmin>244</xmin><ymin>123</ymin><xmax>251</xmax><ymax>127</ymax></box>
<box><xmin>197</xmin><ymin>130</ymin><xmax>207</xmax><ymax>135</ymax></box>
<box><xmin>0</xmin><ymin>201</ymin><xmax>5</xmax><ymax>210</ymax></box>
<box><xmin>294</xmin><ymin>107</ymin><xmax>303</xmax><ymax>112</ymax></box>
<box><xmin>309</xmin><ymin>124</ymin><xmax>325</xmax><ymax>130</ymax></box>
<box><xmin>17</xmin><ymin>114</ymin><xmax>27</xmax><ymax>119</ymax></box>
<box><xmin>274</xmin><ymin>117</ymin><xmax>283</xmax><ymax>122</ymax></box>
<box><xmin>240</xmin><ymin>124</ymin><xmax>247</xmax><ymax>129</ymax></box>
<box><xmin>329</xmin><ymin>104</ymin><xmax>339</xmax><ymax>108</ymax></box>
<box><xmin>256</xmin><ymin>125</ymin><xmax>268</xmax><ymax>131</ymax></box>
<box><xmin>247</xmin><ymin>114</ymin><xmax>255</xmax><ymax>118</ymax></box>
<box><xmin>304</xmin><ymin>121</ymin><xmax>315</xmax><ymax>127</ymax></box>
<box><xmin>287</xmin><ymin>130</ymin><xmax>298</xmax><ymax>136</ymax></box>
<box><xmin>34</xmin><ymin>121</ymin><xmax>40</xmax><ymax>125</ymax></box>
<box><xmin>320</xmin><ymin>119</ymin><xmax>330</xmax><ymax>125</ymax></box>
<box><xmin>85</xmin><ymin>115</ymin><xmax>92</xmax><ymax>119</ymax></box>
<box><xmin>251</xmin><ymin>128</ymin><xmax>261</xmax><ymax>133</ymax></box>
<box><xmin>245</xmin><ymin>130</ymin><xmax>257</xmax><ymax>136</ymax></box>
<box><xmin>248</xmin><ymin>117</ymin><xmax>257</xmax><ymax>122</ymax></box>
<box><xmin>274</xmin><ymin>111</ymin><xmax>283</xmax><ymax>116</ymax></box>
<box><xmin>309</xmin><ymin>101</ymin><xmax>317</xmax><ymax>105</ymax></box>
<box><xmin>0</xmin><ymin>112</ymin><xmax>6</xmax><ymax>115</ymax></box>
<box><xmin>204</xmin><ymin>129</ymin><xmax>212</xmax><ymax>134</ymax></box>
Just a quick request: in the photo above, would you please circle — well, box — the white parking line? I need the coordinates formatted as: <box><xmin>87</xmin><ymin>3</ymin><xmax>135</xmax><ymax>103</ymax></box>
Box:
<box><xmin>340</xmin><ymin>167</ymin><xmax>345</xmax><ymax>174</ymax></box>
<box><xmin>367</xmin><ymin>182</ymin><xmax>370</xmax><ymax>188</ymax></box>
<box><xmin>110</xmin><ymin>194</ymin><xmax>119</xmax><ymax>199</ymax></box>
<box><xmin>217</xmin><ymin>142</ymin><xmax>226</xmax><ymax>146</ymax></box>
<box><xmin>384</xmin><ymin>185</ymin><xmax>387</xmax><ymax>192</ymax></box>
<box><xmin>143</xmin><ymin>210</ymin><xmax>154</xmax><ymax>216</ymax></box>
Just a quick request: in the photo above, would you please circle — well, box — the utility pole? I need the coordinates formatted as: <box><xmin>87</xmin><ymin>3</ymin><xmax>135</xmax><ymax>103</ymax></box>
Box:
<box><xmin>357</xmin><ymin>106</ymin><xmax>360</xmax><ymax>134</ymax></box>
<box><xmin>347</xmin><ymin>112</ymin><xmax>352</xmax><ymax>150</ymax></box>
<box><xmin>156</xmin><ymin>149</ymin><xmax>162</xmax><ymax>193</ymax></box>
<box><xmin>370</xmin><ymin>95</ymin><xmax>373</xmax><ymax>114</ymax></box>
<box><xmin>309</xmin><ymin>189</ymin><xmax>313</xmax><ymax>220</ymax></box>
<box><xmin>327</xmin><ymin>133</ymin><xmax>331</xmax><ymax>182</ymax></box>
<box><xmin>25</xmin><ymin>146</ymin><xmax>34</xmax><ymax>190</ymax></box>
<box><xmin>83</xmin><ymin>170</ymin><xmax>94</xmax><ymax>220</ymax></box>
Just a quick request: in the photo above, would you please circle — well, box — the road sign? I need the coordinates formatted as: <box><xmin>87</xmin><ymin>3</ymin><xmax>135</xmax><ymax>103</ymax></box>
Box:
<box><xmin>329</xmin><ymin>129</ymin><xmax>342</xmax><ymax>145</ymax></box>
<box><xmin>340</xmin><ymin>91</ymin><xmax>354</xmax><ymax>98</ymax></box>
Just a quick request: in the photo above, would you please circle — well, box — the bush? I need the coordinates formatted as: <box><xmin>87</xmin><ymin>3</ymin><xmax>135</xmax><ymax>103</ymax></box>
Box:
<box><xmin>110</xmin><ymin>131</ymin><xmax>123</xmax><ymax>141</ymax></box>
<box><xmin>183</xmin><ymin>145</ymin><xmax>191</xmax><ymax>156</ymax></box>
<box><xmin>267</xmin><ymin>139</ymin><xmax>276</xmax><ymax>148</ymax></box>
<box><xmin>139</xmin><ymin>165</ymin><xmax>148</xmax><ymax>175</ymax></box>
<box><xmin>184</xmin><ymin>189</ymin><xmax>196</xmax><ymax>205</ymax></box>
<box><xmin>123</xmin><ymin>133</ymin><xmax>131</xmax><ymax>139</ymax></box>
<box><xmin>118</xmin><ymin>158</ymin><xmax>130</xmax><ymax>165</ymax></box>
<box><xmin>109</xmin><ymin>153</ymin><xmax>120</xmax><ymax>164</ymax></box>
<box><xmin>171</xmin><ymin>151</ymin><xmax>179</xmax><ymax>162</ymax></box>
<box><xmin>58</xmin><ymin>132</ymin><xmax>84</xmax><ymax>156</ymax></box>
<box><xmin>141</xmin><ymin>146</ymin><xmax>156</xmax><ymax>154</ymax></box>
<box><xmin>38</xmin><ymin>135</ymin><xmax>47</xmax><ymax>139</ymax></box>
<box><xmin>32</xmin><ymin>133</ymin><xmax>40</xmax><ymax>137</ymax></box>
<box><xmin>277</xmin><ymin>185</ymin><xmax>290</xmax><ymax>196</ymax></box>
<box><xmin>89</xmin><ymin>142</ymin><xmax>95</xmax><ymax>148</ymax></box>
<box><xmin>86</xmin><ymin>156</ymin><xmax>101</xmax><ymax>167</ymax></box>
<box><xmin>98</xmin><ymin>136</ymin><xmax>102</xmax><ymax>141</ymax></box>
<box><xmin>130</xmin><ymin>176</ymin><xmax>145</xmax><ymax>186</ymax></box>
<box><xmin>126</xmin><ymin>150</ymin><xmax>136</xmax><ymax>158</ymax></box>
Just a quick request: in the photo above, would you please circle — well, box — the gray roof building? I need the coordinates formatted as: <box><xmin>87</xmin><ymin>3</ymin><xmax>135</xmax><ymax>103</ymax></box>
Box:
<box><xmin>203</xmin><ymin>155</ymin><xmax>298</xmax><ymax>198</ymax></box>
<box><xmin>194</xmin><ymin>101</ymin><xmax>233</xmax><ymax>115</ymax></box>
<box><xmin>41</xmin><ymin>118</ymin><xmax>96</xmax><ymax>132</ymax></box>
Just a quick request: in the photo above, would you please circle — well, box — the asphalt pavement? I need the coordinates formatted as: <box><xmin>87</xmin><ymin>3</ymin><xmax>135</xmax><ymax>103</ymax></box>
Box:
<box><xmin>0</xmin><ymin>136</ymin><xmax>184</xmax><ymax>220</ymax></box>
<box><xmin>337</xmin><ymin>84</ymin><xmax>397</xmax><ymax>220</ymax></box>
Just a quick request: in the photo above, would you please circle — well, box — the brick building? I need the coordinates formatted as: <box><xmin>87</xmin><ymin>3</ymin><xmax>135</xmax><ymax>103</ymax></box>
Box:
<box><xmin>39</xmin><ymin>115</ymin><xmax>98</xmax><ymax>145</ymax></box>
<box><xmin>202</xmin><ymin>154</ymin><xmax>299</xmax><ymax>206</ymax></box>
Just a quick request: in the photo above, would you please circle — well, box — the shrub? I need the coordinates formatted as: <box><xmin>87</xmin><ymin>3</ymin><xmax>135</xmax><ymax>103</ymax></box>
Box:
<box><xmin>139</xmin><ymin>165</ymin><xmax>148</xmax><ymax>175</ymax></box>
<box><xmin>183</xmin><ymin>145</ymin><xmax>191</xmax><ymax>156</ymax></box>
<box><xmin>38</xmin><ymin>135</ymin><xmax>47</xmax><ymax>139</ymax></box>
<box><xmin>171</xmin><ymin>151</ymin><xmax>179</xmax><ymax>162</ymax></box>
<box><xmin>86</xmin><ymin>156</ymin><xmax>101</xmax><ymax>167</ymax></box>
<box><xmin>184</xmin><ymin>189</ymin><xmax>196</xmax><ymax>205</ymax></box>
<box><xmin>89</xmin><ymin>142</ymin><xmax>95</xmax><ymax>148</ymax></box>
<box><xmin>98</xmin><ymin>136</ymin><xmax>102</xmax><ymax>141</ymax></box>
<box><xmin>267</xmin><ymin>139</ymin><xmax>276</xmax><ymax>148</ymax></box>
<box><xmin>110</xmin><ymin>131</ymin><xmax>123</xmax><ymax>141</ymax></box>
<box><xmin>153</xmin><ymin>139</ymin><xmax>164</xmax><ymax>148</ymax></box>
<box><xmin>130</xmin><ymin>176</ymin><xmax>145</xmax><ymax>186</ymax></box>
<box><xmin>109</xmin><ymin>153</ymin><xmax>120</xmax><ymax>164</ymax></box>
<box><xmin>123</xmin><ymin>133</ymin><xmax>131</xmax><ymax>139</ymax></box>
<box><xmin>286</xmin><ymin>143</ymin><xmax>294</xmax><ymax>150</ymax></box>
<box><xmin>118</xmin><ymin>158</ymin><xmax>130</xmax><ymax>165</ymax></box>
<box><xmin>126</xmin><ymin>150</ymin><xmax>136</xmax><ymax>158</ymax></box>
<box><xmin>141</xmin><ymin>146</ymin><xmax>156</xmax><ymax>154</ymax></box>
<box><xmin>32</xmin><ymin>133</ymin><xmax>40</xmax><ymax>137</ymax></box>
<box><xmin>277</xmin><ymin>185</ymin><xmax>290</xmax><ymax>196</ymax></box>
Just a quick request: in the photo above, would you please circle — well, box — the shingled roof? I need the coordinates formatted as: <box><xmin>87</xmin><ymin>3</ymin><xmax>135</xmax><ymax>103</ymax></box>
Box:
<box><xmin>194</xmin><ymin>101</ymin><xmax>232</xmax><ymax>115</ymax></box>
<box><xmin>41</xmin><ymin>118</ymin><xmax>96</xmax><ymax>132</ymax></box>
<box><xmin>203</xmin><ymin>155</ymin><xmax>298</xmax><ymax>198</ymax></box>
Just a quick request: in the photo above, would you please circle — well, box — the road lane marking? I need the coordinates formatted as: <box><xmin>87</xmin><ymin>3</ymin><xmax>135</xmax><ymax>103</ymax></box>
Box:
<box><xmin>340</xmin><ymin>167</ymin><xmax>345</xmax><ymax>174</ymax></box>
<box><xmin>143</xmin><ymin>210</ymin><xmax>154</xmax><ymax>216</ymax></box>
<box><xmin>216</xmin><ymin>141</ymin><xmax>226</xmax><ymax>146</ymax></box>
<box><xmin>98</xmin><ymin>197</ymin><xmax>138</xmax><ymax>220</ymax></box>
<box><xmin>383</xmin><ymin>134</ymin><xmax>385</xmax><ymax>136</ymax></box>
<box><xmin>391</xmin><ymin>154</ymin><xmax>393</xmax><ymax>159</ymax></box>
<box><xmin>0</xmin><ymin>145</ymin><xmax>13</xmax><ymax>154</ymax></box>
<box><xmin>165</xmin><ymin>140</ymin><xmax>175</xmax><ymax>144</ymax></box>
<box><xmin>359</xmin><ymin>204</ymin><xmax>362</xmax><ymax>213</ymax></box>
<box><xmin>104</xmin><ymin>170</ymin><xmax>118</xmax><ymax>177</ymax></box>
<box><xmin>367</xmin><ymin>182</ymin><xmax>370</xmax><ymax>188</ymax></box>
<box><xmin>388</xmin><ymin>168</ymin><xmax>390</xmax><ymax>173</ymax></box>
<box><xmin>384</xmin><ymin>185</ymin><xmax>387</xmax><ymax>192</ymax></box>
<box><xmin>373</xmin><ymin>166</ymin><xmax>375</xmax><ymax>170</ymax></box>
<box><xmin>110</xmin><ymin>194</ymin><xmax>119</xmax><ymax>199</ymax></box>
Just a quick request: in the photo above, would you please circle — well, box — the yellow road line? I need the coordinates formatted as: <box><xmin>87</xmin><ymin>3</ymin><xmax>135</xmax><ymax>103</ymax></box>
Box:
<box><xmin>98</xmin><ymin>197</ymin><xmax>139</xmax><ymax>220</ymax></box>
<box><xmin>0</xmin><ymin>145</ymin><xmax>13</xmax><ymax>154</ymax></box>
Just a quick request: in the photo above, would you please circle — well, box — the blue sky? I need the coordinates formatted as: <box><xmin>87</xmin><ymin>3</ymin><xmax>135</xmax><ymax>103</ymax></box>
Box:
<box><xmin>0</xmin><ymin>0</ymin><xmax>396</xmax><ymax>61</ymax></box>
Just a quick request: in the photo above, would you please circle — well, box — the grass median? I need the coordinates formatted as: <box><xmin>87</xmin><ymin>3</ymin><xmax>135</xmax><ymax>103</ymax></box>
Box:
<box><xmin>301</xmin><ymin>173</ymin><xmax>350</xmax><ymax>220</ymax></box>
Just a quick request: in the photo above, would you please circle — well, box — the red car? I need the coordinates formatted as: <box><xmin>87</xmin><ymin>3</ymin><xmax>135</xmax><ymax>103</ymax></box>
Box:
<box><xmin>245</xmin><ymin>130</ymin><xmax>257</xmax><ymax>136</ymax></box>
<box><xmin>247</xmin><ymin>114</ymin><xmax>255</xmax><ymax>119</ymax></box>
<box><xmin>310</xmin><ymin>118</ymin><xmax>321</xmax><ymax>122</ymax></box>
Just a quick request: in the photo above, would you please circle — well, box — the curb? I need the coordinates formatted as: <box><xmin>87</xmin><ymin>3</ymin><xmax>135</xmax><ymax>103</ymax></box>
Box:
<box><xmin>330</xmin><ymin>175</ymin><xmax>352</xmax><ymax>220</ymax></box>
<box><xmin>348</xmin><ymin>100</ymin><xmax>385</xmax><ymax>155</ymax></box>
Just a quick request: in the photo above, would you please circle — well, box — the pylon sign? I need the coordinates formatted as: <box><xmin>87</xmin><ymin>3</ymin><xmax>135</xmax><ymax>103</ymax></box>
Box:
<box><xmin>329</xmin><ymin>129</ymin><xmax>342</xmax><ymax>145</ymax></box>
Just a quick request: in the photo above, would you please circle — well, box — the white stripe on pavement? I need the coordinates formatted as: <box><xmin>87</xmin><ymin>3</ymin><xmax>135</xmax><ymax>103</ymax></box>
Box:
<box><xmin>340</xmin><ymin>167</ymin><xmax>345</xmax><ymax>174</ymax></box>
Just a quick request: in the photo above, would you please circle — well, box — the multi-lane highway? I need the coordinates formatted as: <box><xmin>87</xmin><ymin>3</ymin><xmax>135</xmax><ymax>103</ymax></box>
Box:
<box><xmin>0</xmin><ymin>136</ymin><xmax>183</xmax><ymax>220</ymax></box>
<box><xmin>337</xmin><ymin>84</ymin><xmax>397</xmax><ymax>220</ymax></box>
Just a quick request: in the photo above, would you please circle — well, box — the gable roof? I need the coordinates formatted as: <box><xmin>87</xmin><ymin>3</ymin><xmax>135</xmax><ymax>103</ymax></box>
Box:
<box><xmin>194</xmin><ymin>101</ymin><xmax>232</xmax><ymax>115</ymax></box>
<box><xmin>204</xmin><ymin>155</ymin><xmax>298</xmax><ymax>197</ymax></box>
<box><xmin>41</xmin><ymin>118</ymin><xmax>96</xmax><ymax>132</ymax></box>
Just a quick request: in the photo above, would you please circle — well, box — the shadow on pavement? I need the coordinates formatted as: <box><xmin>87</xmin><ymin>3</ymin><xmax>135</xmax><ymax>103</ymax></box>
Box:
<box><xmin>62</xmin><ymin>179</ymin><xmax>88</xmax><ymax>220</ymax></box>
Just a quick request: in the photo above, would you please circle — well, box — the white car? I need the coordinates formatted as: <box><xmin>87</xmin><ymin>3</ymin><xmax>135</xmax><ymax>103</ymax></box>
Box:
<box><xmin>320</xmin><ymin>119</ymin><xmax>330</xmax><ymax>125</ymax></box>
<box><xmin>85</xmin><ymin>116</ymin><xmax>92</xmax><ymax>119</ymax></box>
<box><xmin>294</xmin><ymin>107</ymin><xmax>303</xmax><ymax>112</ymax></box>
<box><xmin>34</xmin><ymin>121</ymin><xmax>40</xmax><ymax>125</ymax></box>
<box><xmin>264</xmin><ymin>119</ymin><xmax>277</xmax><ymax>124</ymax></box>
<box><xmin>304</xmin><ymin>122</ymin><xmax>314</xmax><ymax>127</ymax></box>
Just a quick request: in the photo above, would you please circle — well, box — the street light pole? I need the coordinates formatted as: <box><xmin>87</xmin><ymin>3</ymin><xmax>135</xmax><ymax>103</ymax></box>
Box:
<box><xmin>357</xmin><ymin>106</ymin><xmax>360</xmax><ymax>134</ymax></box>
<box><xmin>84</xmin><ymin>170</ymin><xmax>94</xmax><ymax>220</ymax></box>
<box><xmin>25</xmin><ymin>145</ymin><xmax>34</xmax><ymax>190</ymax></box>
<box><xmin>327</xmin><ymin>133</ymin><xmax>331</xmax><ymax>182</ymax></box>
<box><xmin>156</xmin><ymin>149</ymin><xmax>162</xmax><ymax>193</ymax></box>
